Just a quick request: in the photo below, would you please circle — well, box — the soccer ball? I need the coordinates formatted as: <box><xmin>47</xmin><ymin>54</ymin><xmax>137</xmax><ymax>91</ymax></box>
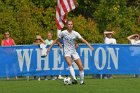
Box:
<box><xmin>63</xmin><ymin>77</ymin><xmax>72</xmax><ymax>85</ymax></box>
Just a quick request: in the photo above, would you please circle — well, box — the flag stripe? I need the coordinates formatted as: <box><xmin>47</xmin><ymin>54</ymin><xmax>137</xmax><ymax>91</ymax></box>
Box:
<box><xmin>71</xmin><ymin>0</ymin><xmax>76</xmax><ymax>9</ymax></box>
<box><xmin>56</xmin><ymin>0</ymin><xmax>76</xmax><ymax>30</ymax></box>
<box><xmin>56</xmin><ymin>18</ymin><xmax>62</xmax><ymax>30</ymax></box>
<box><xmin>57</xmin><ymin>0</ymin><xmax>67</xmax><ymax>23</ymax></box>
<box><xmin>68</xmin><ymin>0</ymin><xmax>72</xmax><ymax>11</ymax></box>
<box><xmin>57</xmin><ymin>0</ymin><xmax>64</xmax><ymax>17</ymax></box>
<box><xmin>56</xmin><ymin>11</ymin><xmax>64</xmax><ymax>29</ymax></box>
<box><xmin>63</xmin><ymin>0</ymin><xmax>70</xmax><ymax>12</ymax></box>
<box><xmin>60</xmin><ymin>0</ymin><xmax>68</xmax><ymax>14</ymax></box>
<box><xmin>72</xmin><ymin>0</ymin><xmax>76</xmax><ymax>7</ymax></box>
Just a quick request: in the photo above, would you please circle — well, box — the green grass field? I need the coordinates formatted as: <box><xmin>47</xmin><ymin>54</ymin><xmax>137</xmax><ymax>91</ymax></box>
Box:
<box><xmin>0</xmin><ymin>77</ymin><xmax>140</xmax><ymax>93</ymax></box>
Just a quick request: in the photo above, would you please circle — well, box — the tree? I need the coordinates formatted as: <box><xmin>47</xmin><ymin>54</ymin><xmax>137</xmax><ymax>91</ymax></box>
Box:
<box><xmin>0</xmin><ymin>0</ymin><xmax>139</xmax><ymax>44</ymax></box>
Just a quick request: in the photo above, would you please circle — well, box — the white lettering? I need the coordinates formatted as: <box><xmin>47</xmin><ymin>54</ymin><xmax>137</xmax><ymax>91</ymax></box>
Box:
<box><xmin>107</xmin><ymin>48</ymin><xmax>119</xmax><ymax>70</ymax></box>
<box><xmin>52</xmin><ymin>48</ymin><xmax>64</xmax><ymax>70</ymax></box>
<box><xmin>36</xmin><ymin>49</ymin><xmax>50</xmax><ymax>71</ymax></box>
<box><xmin>16</xmin><ymin>49</ymin><xmax>33</xmax><ymax>72</ymax></box>
<box><xmin>80</xmin><ymin>48</ymin><xmax>92</xmax><ymax>70</ymax></box>
<box><xmin>94</xmin><ymin>47</ymin><xmax>106</xmax><ymax>70</ymax></box>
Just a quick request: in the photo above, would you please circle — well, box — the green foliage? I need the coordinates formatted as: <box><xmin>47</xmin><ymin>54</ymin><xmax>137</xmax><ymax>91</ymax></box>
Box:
<box><xmin>0</xmin><ymin>0</ymin><xmax>57</xmax><ymax>44</ymax></box>
<box><xmin>0</xmin><ymin>0</ymin><xmax>139</xmax><ymax>44</ymax></box>
<box><xmin>71</xmin><ymin>16</ymin><xmax>102</xmax><ymax>43</ymax></box>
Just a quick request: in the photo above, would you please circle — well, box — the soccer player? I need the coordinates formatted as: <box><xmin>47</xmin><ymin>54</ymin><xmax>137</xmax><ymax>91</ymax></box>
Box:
<box><xmin>47</xmin><ymin>20</ymin><xmax>94</xmax><ymax>85</ymax></box>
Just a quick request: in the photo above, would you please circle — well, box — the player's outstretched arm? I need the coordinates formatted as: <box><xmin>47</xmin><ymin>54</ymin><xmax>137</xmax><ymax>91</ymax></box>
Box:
<box><xmin>80</xmin><ymin>38</ymin><xmax>94</xmax><ymax>51</ymax></box>
<box><xmin>47</xmin><ymin>38</ymin><xmax>59</xmax><ymax>52</ymax></box>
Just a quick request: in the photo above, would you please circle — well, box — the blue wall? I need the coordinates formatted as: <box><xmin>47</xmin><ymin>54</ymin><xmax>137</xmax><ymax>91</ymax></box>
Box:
<box><xmin>0</xmin><ymin>44</ymin><xmax>140</xmax><ymax>77</ymax></box>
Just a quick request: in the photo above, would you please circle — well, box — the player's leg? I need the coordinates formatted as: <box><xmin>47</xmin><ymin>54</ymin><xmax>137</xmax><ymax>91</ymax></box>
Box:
<box><xmin>75</xmin><ymin>58</ymin><xmax>84</xmax><ymax>84</ymax></box>
<box><xmin>65</xmin><ymin>56</ymin><xmax>76</xmax><ymax>80</ymax></box>
<box><xmin>72</xmin><ymin>52</ymin><xmax>84</xmax><ymax>85</ymax></box>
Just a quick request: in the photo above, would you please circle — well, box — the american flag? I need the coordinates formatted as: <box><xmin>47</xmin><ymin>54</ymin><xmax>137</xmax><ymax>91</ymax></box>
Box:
<box><xmin>56</xmin><ymin>0</ymin><xmax>76</xmax><ymax>30</ymax></box>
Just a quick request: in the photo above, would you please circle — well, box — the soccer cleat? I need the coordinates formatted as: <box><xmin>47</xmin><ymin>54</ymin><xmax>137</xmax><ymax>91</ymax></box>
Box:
<box><xmin>72</xmin><ymin>79</ymin><xmax>78</xmax><ymax>84</ymax></box>
<box><xmin>80</xmin><ymin>82</ymin><xmax>85</xmax><ymax>85</ymax></box>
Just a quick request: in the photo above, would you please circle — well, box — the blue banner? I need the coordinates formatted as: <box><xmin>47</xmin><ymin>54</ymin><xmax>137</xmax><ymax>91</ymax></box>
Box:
<box><xmin>0</xmin><ymin>44</ymin><xmax>140</xmax><ymax>77</ymax></box>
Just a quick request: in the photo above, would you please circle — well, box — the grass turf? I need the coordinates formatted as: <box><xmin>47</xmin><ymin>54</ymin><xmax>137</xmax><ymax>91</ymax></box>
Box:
<box><xmin>0</xmin><ymin>78</ymin><xmax>140</xmax><ymax>93</ymax></box>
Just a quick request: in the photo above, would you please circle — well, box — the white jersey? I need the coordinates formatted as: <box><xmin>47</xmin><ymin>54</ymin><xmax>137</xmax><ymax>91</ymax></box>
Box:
<box><xmin>130</xmin><ymin>39</ymin><xmax>140</xmax><ymax>45</ymax></box>
<box><xmin>104</xmin><ymin>37</ymin><xmax>117</xmax><ymax>44</ymax></box>
<box><xmin>59</xmin><ymin>30</ymin><xmax>82</xmax><ymax>55</ymax></box>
